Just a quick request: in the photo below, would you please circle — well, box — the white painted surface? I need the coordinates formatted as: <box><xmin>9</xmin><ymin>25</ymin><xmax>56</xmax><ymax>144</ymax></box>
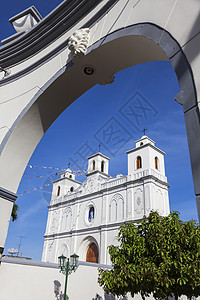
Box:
<box><xmin>0</xmin><ymin>258</ymin><xmax>152</xmax><ymax>300</ymax></box>
<box><xmin>0</xmin><ymin>198</ymin><xmax>13</xmax><ymax>248</ymax></box>
<box><xmin>0</xmin><ymin>0</ymin><xmax>199</xmax><ymax>272</ymax></box>
<box><xmin>43</xmin><ymin>136</ymin><xmax>170</xmax><ymax>264</ymax></box>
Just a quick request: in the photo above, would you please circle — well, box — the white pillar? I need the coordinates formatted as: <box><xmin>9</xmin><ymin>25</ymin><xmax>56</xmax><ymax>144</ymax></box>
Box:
<box><xmin>0</xmin><ymin>188</ymin><xmax>17</xmax><ymax>260</ymax></box>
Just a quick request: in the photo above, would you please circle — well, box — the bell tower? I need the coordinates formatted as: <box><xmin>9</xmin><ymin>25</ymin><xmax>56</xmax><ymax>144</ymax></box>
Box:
<box><xmin>126</xmin><ymin>135</ymin><xmax>170</xmax><ymax>218</ymax></box>
<box><xmin>87</xmin><ymin>152</ymin><xmax>110</xmax><ymax>177</ymax></box>
<box><xmin>127</xmin><ymin>135</ymin><xmax>166</xmax><ymax>176</ymax></box>
<box><xmin>50</xmin><ymin>168</ymin><xmax>81</xmax><ymax>204</ymax></box>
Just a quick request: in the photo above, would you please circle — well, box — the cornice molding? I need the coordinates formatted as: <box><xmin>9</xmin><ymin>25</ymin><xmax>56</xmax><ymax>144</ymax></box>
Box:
<box><xmin>44</xmin><ymin>218</ymin><xmax>143</xmax><ymax>238</ymax></box>
<box><xmin>0</xmin><ymin>0</ymin><xmax>119</xmax><ymax>69</ymax></box>
<box><xmin>0</xmin><ymin>187</ymin><xmax>17</xmax><ymax>202</ymax></box>
<box><xmin>49</xmin><ymin>174</ymin><xmax>169</xmax><ymax>209</ymax></box>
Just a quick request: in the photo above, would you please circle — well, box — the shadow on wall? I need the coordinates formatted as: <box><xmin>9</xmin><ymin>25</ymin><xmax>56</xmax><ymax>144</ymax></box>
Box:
<box><xmin>54</xmin><ymin>280</ymin><xmax>127</xmax><ymax>300</ymax></box>
<box><xmin>92</xmin><ymin>293</ymin><xmax>128</xmax><ymax>300</ymax></box>
<box><xmin>54</xmin><ymin>280</ymin><xmax>69</xmax><ymax>300</ymax></box>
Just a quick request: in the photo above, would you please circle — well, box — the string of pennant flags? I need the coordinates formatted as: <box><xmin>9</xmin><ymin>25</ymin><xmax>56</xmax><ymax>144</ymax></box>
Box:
<box><xmin>27</xmin><ymin>164</ymin><xmax>64</xmax><ymax>170</ymax></box>
<box><xmin>18</xmin><ymin>183</ymin><xmax>52</xmax><ymax>196</ymax></box>
<box><xmin>18</xmin><ymin>165</ymin><xmax>88</xmax><ymax>197</ymax></box>
<box><xmin>26</xmin><ymin>164</ymin><xmax>88</xmax><ymax>174</ymax></box>
<box><xmin>22</xmin><ymin>169</ymin><xmax>87</xmax><ymax>180</ymax></box>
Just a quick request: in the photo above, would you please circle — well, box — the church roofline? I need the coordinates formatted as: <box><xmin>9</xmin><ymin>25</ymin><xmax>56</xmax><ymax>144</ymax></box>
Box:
<box><xmin>53</xmin><ymin>176</ymin><xmax>81</xmax><ymax>185</ymax></box>
<box><xmin>49</xmin><ymin>173</ymin><xmax>169</xmax><ymax>209</ymax></box>
<box><xmin>126</xmin><ymin>143</ymin><xmax>166</xmax><ymax>155</ymax></box>
<box><xmin>86</xmin><ymin>170</ymin><xmax>111</xmax><ymax>178</ymax></box>
<box><xmin>87</xmin><ymin>152</ymin><xmax>110</xmax><ymax>160</ymax></box>
<box><xmin>135</xmin><ymin>135</ymin><xmax>155</xmax><ymax>144</ymax></box>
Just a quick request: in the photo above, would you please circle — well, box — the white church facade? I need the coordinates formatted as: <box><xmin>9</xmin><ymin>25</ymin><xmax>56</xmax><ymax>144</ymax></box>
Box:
<box><xmin>42</xmin><ymin>135</ymin><xmax>170</xmax><ymax>264</ymax></box>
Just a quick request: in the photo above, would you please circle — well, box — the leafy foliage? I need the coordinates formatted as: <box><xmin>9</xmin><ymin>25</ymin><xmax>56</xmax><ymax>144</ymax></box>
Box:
<box><xmin>98</xmin><ymin>211</ymin><xmax>200</xmax><ymax>300</ymax></box>
<box><xmin>11</xmin><ymin>203</ymin><xmax>19</xmax><ymax>222</ymax></box>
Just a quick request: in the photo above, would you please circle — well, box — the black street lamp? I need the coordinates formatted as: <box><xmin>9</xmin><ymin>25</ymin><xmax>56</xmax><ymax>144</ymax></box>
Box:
<box><xmin>58</xmin><ymin>253</ymin><xmax>79</xmax><ymax>300</ymax></box>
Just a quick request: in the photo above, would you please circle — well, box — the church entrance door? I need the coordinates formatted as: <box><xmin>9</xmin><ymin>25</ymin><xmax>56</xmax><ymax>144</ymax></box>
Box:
<box><xmin>86</xmin><ymin>243</ymin><xmax>99</xmax><ymax>263</ymax></box>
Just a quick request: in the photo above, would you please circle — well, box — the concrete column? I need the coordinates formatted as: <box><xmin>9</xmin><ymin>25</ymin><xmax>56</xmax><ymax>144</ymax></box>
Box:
<box><xmin>0</xmin><ymin>187</ymin><xmax>17</xmax><ymax>260</ymax></box>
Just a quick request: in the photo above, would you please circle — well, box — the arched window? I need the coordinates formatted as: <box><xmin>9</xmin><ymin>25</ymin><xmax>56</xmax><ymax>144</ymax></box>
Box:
<box><xmin>70</xmin><ymin>187</ymin><xmax>74</xmax><ymax>192</ymax></box>
<box><xmin>69</xmin><ymin>175</ymin><xmax>72</xmax><ymax>178</ymax></box>
<box><xmin>140</xmin><ymin>142</ymin><xmax>143</xmax><ymax>146</ymax></box>
<box><xmin>92</xmin><ymin>160</ymin><xmax>95</xmax><ymax>171</ymax></box>
<box><xmin>88</xmin><ymin>206</ymin><xmax>95</xmax><ymax>222</ymax></box>
<box><xmin>136</xmin><ymin>156</ymin><xmax>142</xmax><ymax>169</ymax></box>
<box><xmin>101</xmin><ymin>161</ymin><xmax>105</xmax><ymax>172</ymax></box>
<box><xmin>57</xmin><ymin>186</ymin><xmax>61</xmax><ymax>197</ymax></box>
<box><xmin>86</xmin><ymin>243</ymin><xmax>99</xmax><ymax>263</ymax></box>
<box><xmin>155</xmin><ymin>157</ymin><xmax>159</xmax><ymax>170</ymax></box>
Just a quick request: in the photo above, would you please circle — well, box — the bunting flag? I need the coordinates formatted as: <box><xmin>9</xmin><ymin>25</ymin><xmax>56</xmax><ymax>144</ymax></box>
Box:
<box><xmin>22</xmin><ymin>169</ymin><xmax>87</xmax><ymax>180</ymax></box>
<box><xmin>27</xmin><ymin>164</ymin><xmax>66</xmax><ymax>171</ymax></box>
<box><xmin>18</xmin><ymin>167</ymin><xmax>88</xmax><ymax>197</ymax></box>
<box><xmin>18</xmin><ymin>183</ymin><xmax>52</xmax><ymax>197</ymax></box>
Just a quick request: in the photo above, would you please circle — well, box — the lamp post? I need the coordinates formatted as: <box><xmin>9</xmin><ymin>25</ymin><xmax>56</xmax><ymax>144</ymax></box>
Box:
<box><xmin>58</xmin><ymin>253</ymin><xmax>79</xmax><ymax>300</ymax></box>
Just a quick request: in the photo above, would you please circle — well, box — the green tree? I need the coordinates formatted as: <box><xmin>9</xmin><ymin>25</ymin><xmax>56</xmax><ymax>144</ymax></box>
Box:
<box><xmin>11</xmin><ymin>203</ymin><xmax>19</xmax><ymax>222</ymax></box>
<box><xmin>98</xmin><ymin>211</ymin><xmax>200</xmax><ymax>300</ymax></box>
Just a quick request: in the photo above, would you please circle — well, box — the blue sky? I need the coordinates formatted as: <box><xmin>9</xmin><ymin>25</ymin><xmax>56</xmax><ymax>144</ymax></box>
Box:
<box><xmin>1</xmin><ymin>1</ymin><xmax>197</xmax><ymax>261</ymax></box>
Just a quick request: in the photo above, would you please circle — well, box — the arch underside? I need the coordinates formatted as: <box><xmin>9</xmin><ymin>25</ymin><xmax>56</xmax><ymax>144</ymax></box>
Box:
<box><xmin>0</xmin><ymin>2</ymin><xmax>200</xmax><ymax>222</ymax></box>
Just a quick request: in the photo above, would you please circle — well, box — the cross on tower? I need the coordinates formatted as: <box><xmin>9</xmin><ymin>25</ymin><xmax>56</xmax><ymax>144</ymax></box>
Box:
<box><xmin>99</xmin><ymin>144</ymin><xmax>101</xmax><ymax>152</ymax></box>
<box><xmin>142</xmin><ymin>128</ymin><xmax>147</xmax><ymax>135</ymax></box>
<box><xmin>68</xmin><ymin>162</ymin><xmax>71</xmax><ymax>169</ymax></box>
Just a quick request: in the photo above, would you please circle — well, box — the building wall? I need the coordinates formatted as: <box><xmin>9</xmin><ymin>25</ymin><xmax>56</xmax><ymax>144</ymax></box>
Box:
<box><xmin>42</xmin><ymin>137</ymin><xmax>169</xmax><ymax>264</ymax></box>
<box><xmin>0</xmin><ymin>257</ymin><xmax>198</xmax><ymax>300</ymax></box>
<box><xmin>43</xmin><ymin>170</ymin><xmax>170</xmax><ymax>264</ymax></box>
<box><xmin>0</xmin><ymin>258</ymin><xmax>112</xmax><ymax>300</ymax></box>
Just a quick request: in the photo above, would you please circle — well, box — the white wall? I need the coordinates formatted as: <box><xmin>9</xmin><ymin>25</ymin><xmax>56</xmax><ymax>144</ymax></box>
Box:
<box><xmin>0</xmin><ymin>258</ymin><xmax>148</xmax><ymax>300</ymax></box>
<box><xmin>0</xmin><ymin>258</ymin><xmax>109</xmax><ymax>300</ymax></box>
<box><xmin>1</xmin><ymin>258</ymin><xmax>196</xmax><ymax>300</ymax></box>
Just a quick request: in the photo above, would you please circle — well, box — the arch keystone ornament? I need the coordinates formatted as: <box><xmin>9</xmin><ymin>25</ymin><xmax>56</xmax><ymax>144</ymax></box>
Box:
<box><xmin>1</xmin><ymin>0</ymin><xmax>200</xmax><ymax>254</ymax></box>
<box><xmin>68</xmin><ymin>28</ymin><xmax>90</xmax><ymax>61</ymax></box>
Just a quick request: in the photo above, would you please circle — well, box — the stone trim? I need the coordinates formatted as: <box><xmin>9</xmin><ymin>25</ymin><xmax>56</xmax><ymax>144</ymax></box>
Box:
<box><xmin>53</xmin><ymin>176</ymin><xmax>82</xmax><ymax>185</ymax></box>
<box><xmin>44</xmin><ymin>219</ymin><xmax>143</xmax><ymax>238</ymax></box>
<box><xmin>2</xmin><ymin>256</ymin><xmax>58</xmax><ymax>268</ymax></box>
<box><xmin>0</xmin><ymin>187</ymin><xmax>17</xmax><ymax>202</ymax></box>
<box><xmin>0</xmin><ymin>247</ymin><xmax>4</xmax><ymax>264</ymax></box>
<box><xmin>1</xmin><ymin>256</ymin><xmax>112</xmax><ymax>269</ymax></box>
<box><xmin>0</xmin><ymin>0</ymin><xmax>117</xmax><ymax>68</ymax></box>
<box><xmin>1</xmin><ymin>31</ymin><xmax>26</xmax><ymax>45</ymax></box>
<box><xmin>9</xmin><ymin>6</ymin><xmax>42</xmax><ymax>24</ymax></box>
<box><xmin>88</xmin><ymin>152</ymin><xmax>110</xmax><ymax>160</ymax></box>
<box><xmin>126</xmin><ymin>143</ymin><xmax>166</xmax><ymax>155</ymax></box>
<box><xmin>78</xmin><ymin>260</ymin><xmax>113</xmax><ymax>269</ymax></box>
<box><xmin>49</xmin><ymin>174</ymin><xmax>169</xmax><ymax>209</ymax></box>
<box><xmin>86</xmin><ymin>170</ymin><xmax>110</xmax><ymax>178</ymax></box>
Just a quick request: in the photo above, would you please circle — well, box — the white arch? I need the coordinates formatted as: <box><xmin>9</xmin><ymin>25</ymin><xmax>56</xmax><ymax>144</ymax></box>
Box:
<box><xmin>109</xmin><ymin>193</ymin><xmax>124</xmax><ymax>222</ymax></box>
<box><xmin>109</xmin><ymin>199</ymin><xmax>117</xmax><ymax>222</ymax></box>
<box><xmin>77</xmin><ymin>236</ymin><xmax>99</xmax><ymax>262</ymax></box>
<box><xmin>61</xmin><ymin>207</ymin><xmax>72</xmax><ymax>232</ymax></box>
<box><xmin>0</xmin><ymin>1</ymin><xmax>200</xmax><ymax>253</ymax></box>
<box><xmin>58</xmin><ymin>242</ymin><xmax>69</xmax><ymax>258</ymax></box>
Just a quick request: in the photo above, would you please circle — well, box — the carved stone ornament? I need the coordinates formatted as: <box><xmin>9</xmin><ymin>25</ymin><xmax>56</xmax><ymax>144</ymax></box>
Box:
<box><xmin>68</xmin><ymin>28</ymin><xmax>90</xmax><ymax>61</ymax></box>
<box><xmin>48</xmin><ymin>240</ymin><xmax>54</xmax><ymax>252</ymax></box>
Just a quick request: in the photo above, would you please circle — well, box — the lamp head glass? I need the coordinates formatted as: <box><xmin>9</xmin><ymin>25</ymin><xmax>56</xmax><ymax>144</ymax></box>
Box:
<box><xmin>70</xmin><ymin>253</ymin><xmax>79</xmax><ymax>267</ymax></box>
<box><xmin>58</xmin><ymin>254</ymin><xmax>66</xmax><ymax>268</ymax></box>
